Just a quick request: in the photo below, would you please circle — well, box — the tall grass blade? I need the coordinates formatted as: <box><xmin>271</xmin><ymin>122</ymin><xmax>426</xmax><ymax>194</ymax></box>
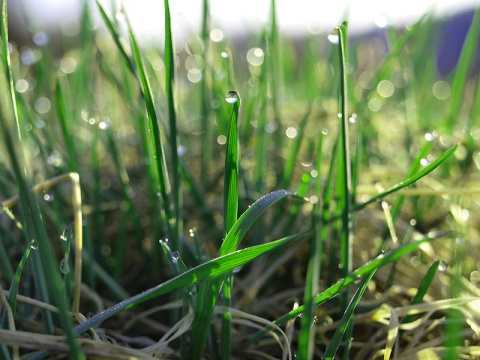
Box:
<box><xmin>335</xmin><ymin>22</ymin><xmax>354</xmax><ymax>358</ymax></box>
<box><xmin>222</xmin><ymin>91</ymin><xmax>240</xmax><ymax>359</ymax></box>
<box><xmin>322</xmin><ymin>270</ymin><xmax>376</xmax><ymax>360</ymax></box>
<box><xmin>129</xmin><ymin>20</ymin><xmax>173</xmax><ymax>237</ymax></box>
<box><xmin>163</xmin><ymin>0</ymin><xmax>183</xmax><ymax>250</ymax></box>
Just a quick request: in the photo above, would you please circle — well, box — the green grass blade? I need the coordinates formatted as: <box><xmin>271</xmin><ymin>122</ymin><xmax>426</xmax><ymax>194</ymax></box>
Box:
<box><xmin>354</xmin><ymin>144</ymin><xmax>457</xmax><ymax>212</ymax></box>
<box><xmin>446</xmin><ymin>8</ymin><xmax>480</xmax><ymax>129</ymax></box>
<box><xmin>163</xmin><ymin>0</ymin><xmax>183</xmax><ymax>250</ymax></box>
<box><xmin>129</xmin><ymin>21</ymin><xmax>173</xmax><ymax>236</ymax></box>
<box><xmin>322</xmin><ymin>270</ymin><xmax>377</xmax><ymax>360</ymax></box>
<box><xmin>188</xmin><ymin>190</ymin><xmax>300</xmax><ymax>358</ymax></box>
<box><xmin>222</xmin><ymin>90</ymin><xmax>240</xmax><ymax>359</ymax></box>
<box><xmin>31</xmin><ymin>230</ymin><xmax>310</xmax><ymax>360</ymax></box>
<box><xmin>335</xmin><ymin>24</ymin><xmax>354</xmax><ymax>357</ymax></box>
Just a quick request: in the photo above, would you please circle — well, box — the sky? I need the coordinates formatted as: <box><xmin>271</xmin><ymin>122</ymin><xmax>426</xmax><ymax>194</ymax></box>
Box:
<box><xmin>13</xmin><ymin>0</ymin><xmax>480</xmax><ymax>40</ymax></box>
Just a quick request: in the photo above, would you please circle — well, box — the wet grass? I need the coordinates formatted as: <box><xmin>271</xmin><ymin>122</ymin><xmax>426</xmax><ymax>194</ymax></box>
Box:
<box><xmin>0</xmin><ymin>1</ymin><xmax>479</xmax><ymax>359</ymax></box>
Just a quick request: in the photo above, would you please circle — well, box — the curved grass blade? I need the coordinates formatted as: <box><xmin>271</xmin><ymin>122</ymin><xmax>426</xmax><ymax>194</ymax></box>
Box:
<box><xmin>322</xmin><ymin>270</ymin><xmax>377</xmax><ymax>360</ymax></box>
<box><xmin>188</xmin><ymin>190</ymin><xmax>300</xmax><ymax>358</ymax></box>
<box><xmin>248</xmin><ymin>232</ymin><xmax>448</xmax><ymax>345</ymax></box>
<box><xmin>222</xmin><ymin>91</ymin><xmax>240</xmax><ymax>359</ymax></box>
<box><xmin>31</xmin><ymin>230</ymin><xmax>310</xmax><ymax>360</ymax></box>
<box><xmin>353</xmin><ymin>144</ymin><xmax>457</xmax><ymax>212</ymax></box>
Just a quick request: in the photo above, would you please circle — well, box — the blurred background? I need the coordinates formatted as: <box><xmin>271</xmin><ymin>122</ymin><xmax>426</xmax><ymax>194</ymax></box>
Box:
<box><xmin>7</xmin><ymin>0</ymin><xmax>480</xmax><ymax>77</ymax></box>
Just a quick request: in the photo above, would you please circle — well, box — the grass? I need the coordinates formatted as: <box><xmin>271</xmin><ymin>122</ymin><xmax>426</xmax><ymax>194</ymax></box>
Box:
<box><xmin>0</xmin><ymin>0</ymin><xmax>479</xmax><ymax>359</ymax></box>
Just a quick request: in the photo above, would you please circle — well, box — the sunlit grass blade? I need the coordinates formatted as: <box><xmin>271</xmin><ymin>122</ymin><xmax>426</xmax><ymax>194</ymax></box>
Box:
<box><xmin>222</xmin><ymin>91</ymin><xmax>240</xmax><ymax>359</ymax></box>
<box><xmin>248</xmin><ymin>233</ymin><xmax>448</xmax><ymax>345</ymax></box>
<box><xmin>128</xmin><ymin>19</ymin><xmax>173</xmax><ymax>238</ymax></box>
<box><xmin>322</xmin><ymin>270</ymin><xmax>376</xmax><ymax>360</ymax></box>
<box><xmin>31</xmin><ymin>230</ymin><xmax>310</xmax><ymax>360</ymax></box>
<box><xmin>446</xmin><ymin>8</ymin><xmax>480</xmax><ymax>129</ymax></box>
<box><xmin>334</xmin><ymin>23</ymin><xmax>354</xmax><ymax>357</ymax></box>
<box><xmin>354</xmin><ymin>144</ymin><xmax>457</xmax><ymax>212</ymax></box>
<box><xmin>163</xmin><ymin>0</ymin><xmax>183</xmax><ymax>250</ymax></box>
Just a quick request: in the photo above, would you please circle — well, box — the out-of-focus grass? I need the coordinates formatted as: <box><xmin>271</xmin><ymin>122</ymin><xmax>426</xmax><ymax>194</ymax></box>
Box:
<box><xmin>0</xmin><ymin>0</ymin><xmax>479</xmax><ymax>359</ymax></box>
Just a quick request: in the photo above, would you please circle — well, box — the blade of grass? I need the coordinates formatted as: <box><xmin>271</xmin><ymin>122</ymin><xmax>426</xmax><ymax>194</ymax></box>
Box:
<box><xmin>128</xmin><ymin>19</ymin><xmax>173</xmax><ymax>238</ymax></box>
<box><xmin>188</xmin><ymin>190</ymin><xmax>301</xmax><ymax>358</ymax></box>
<box><xmin>322</xmin><ymin>269</ymin><xmax>377</xmax><ymax>360</ymax></box>
<box><xmin>335</xmin><ymin>22</ymin><xmax>354</xmax><ymax>359</ymax></box>
<box><xmin>163</xmin><ymin>0</ymin><xmax>183</xmax><ymax>251</ymax></box>
<box><xmin>353</xmin><ymin>144</ymin><xmax>457</xmax><ymax>212</ymax></box>
<box><xmin>222</xmin><ymin>91</ymin><xmax>240</xmax><ymax>360</ymax></box>
<box><xmin>31</xmin><ymin>229</ymin><xmax>311</xmax><ymax>360</ymax></box>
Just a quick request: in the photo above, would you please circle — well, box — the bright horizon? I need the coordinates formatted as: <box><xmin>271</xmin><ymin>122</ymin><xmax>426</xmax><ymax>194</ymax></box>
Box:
<box><xmin>15</xmin><ymin>0</ymin><xmax>480</xmax><ymax>41</ymax></box>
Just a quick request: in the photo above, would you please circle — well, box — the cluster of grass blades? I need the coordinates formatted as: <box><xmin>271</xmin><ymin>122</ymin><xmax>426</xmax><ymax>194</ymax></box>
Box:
<box><xmin>0</xmin><ymin>0</ymin><xmax>480</xmax><ymax>358</ymax></box>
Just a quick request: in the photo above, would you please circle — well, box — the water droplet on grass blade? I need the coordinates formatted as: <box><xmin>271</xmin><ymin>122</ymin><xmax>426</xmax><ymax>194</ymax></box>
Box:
<box><xmin>328</xmin><ymin>30</ymin><xmax>339</xmax><ymax>44</ymax></box>
<box><xmin>172</xmin><ymin>251</ymin><xmax>180</xmax><ymax>260</ymax></box>
<box><xmin>438</xmin><ymin>260</ymin><xmax>448</xmax><ymax>272</ymax></box>
<box><xmin>60</xmin><ymin>229</ymin><xmax>68</xmax><ymax>241</ymax></box>
<box><xmin>60</xmin><ymin>259</ymin><xmax>70</xmax><ymax>274</ymax></box>
<box><xmin>225</xmin><ymin>90</ymin><xmax>239</xmax><ymax>104</ymax></box>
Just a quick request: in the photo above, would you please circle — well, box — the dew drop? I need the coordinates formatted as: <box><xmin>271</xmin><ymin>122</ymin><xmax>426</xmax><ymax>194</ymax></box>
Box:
<box><xmin>60</xmin><ymin>229</ymin><xmax>68</xmax><ymax>242</ymax></box>
<box><xmin>30</xmin><ymin>242</ymin><xmax>38</xmax><ymax>250</ymax></box>
<box><xmin>43</xmin><ymin>193</ymin><xmax>54</xmax><ymax>202</ymax></box>
<box><xmin>189</xmin><ymin>228</ymin><xmax>195</xmax><ymax>237</ymax></box>
<box><xmin>60</xmin><ymin>258</ymin><xmax>70</xmax><ymax>274</ymax></box>
<box><xmin>225</xmin><ymin>90</ymin><xmax>239</xmax><ymax>104</ymax></box>
<box><xmin>221</xmin><ymin>51</ymin><xmax>229</xmax><ymax>58</ymax></box>
<box><xmin>438</xmin><ymin>260</ymin><xmax>448</xmax><ymax>272</ymax></box>
<box><xmin>172</xmin><ymin>251</ymin><xmax>180</xmax><ymax>260</ymax></box>
<box><xmin>328</xmin><ymin>30</ymin><xmax>339</xmax><ymax>44</ymax></box>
